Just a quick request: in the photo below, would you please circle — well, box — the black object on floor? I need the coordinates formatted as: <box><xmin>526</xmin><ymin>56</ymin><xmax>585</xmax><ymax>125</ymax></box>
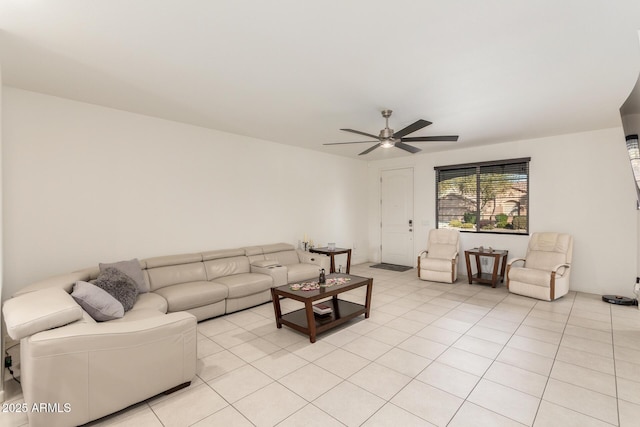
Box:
<box><xmin>602</xmin><ymin>295</ymin><xmax>638</xmax><ymax>306</ymax></box>
<box><xmin>370</xmin><ymin>263</ymin><xmax>413</xmax><ymax>272</ymax></box>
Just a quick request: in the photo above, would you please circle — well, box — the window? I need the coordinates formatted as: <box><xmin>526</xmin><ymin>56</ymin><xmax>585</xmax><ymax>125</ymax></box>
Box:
<box><xmin>435</xmin><ymin>158</ymin><xmax>530</xmax><ymax>234</ymax></box>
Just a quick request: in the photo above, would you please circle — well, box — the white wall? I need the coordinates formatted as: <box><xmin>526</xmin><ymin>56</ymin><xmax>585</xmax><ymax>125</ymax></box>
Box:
<box><xmin>620</xmin><ymin>113</ymin><xmax>640</xmax><ymax>290</ymax></box>
<box><xmin>367</xmin><ymin>127</ymin><xmax>638</xmax><ymax>297</ymax></box>
<box><xmin>3</xmin><ymin>86</ymin><xmax>638</xmax><ymax>300</ymax></box>
<box><xmin>2</xmin><ymin>87</ymin><xmax>369</xmax><ymax>298</ymax></box>
<box><xmin>0</xmin><ymin>63</ymin><xmax>5</xmax><ymax>402</ymax></box>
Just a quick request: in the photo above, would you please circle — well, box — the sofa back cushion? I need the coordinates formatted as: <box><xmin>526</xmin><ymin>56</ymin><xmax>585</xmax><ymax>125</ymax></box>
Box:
<box><xmin>145</xmin><ymin>254</ymin><xmax>207</xmax><ymax>291</ymax></box>
<box><xmin>202</xmin><ymin>248</ymin><xmax>245</xmax><ymax>260</ymax></box>
<box><xmin>262</xmin><ymin>243</ymin><xmax>295</xmax><ymax>253</ymax></box>
<box><xmin>261</xmin><ymin>243</ymin><xmax>299</xmax><ymax>266</ymax></box>
<box><xmin>265</xmin><ymin>251</ymin><xmax>299</xmax><ymax>266</ymax></box>
<box><xmin>525</xmin><ymin>232</ymin><xmax>573</xmax><ymax>270</ymax></box>
<box><xmin>204</xmin><ymin>256</ymin><xmax>250</xmax><ymax>280</ymax></box>
<box><xmin>427</xmin><ymin>229</ymin><xmax>459</xmax><ymax>260</ymax></box>
<box><xmin>14</xmin><ymin>270</ymin><xmax>93</xmax><ymax>296</ymax></box>
<box><xmin>243</xmin><ymin>245</ymin><xmax>265</xmax><ymax>264</ymax></box>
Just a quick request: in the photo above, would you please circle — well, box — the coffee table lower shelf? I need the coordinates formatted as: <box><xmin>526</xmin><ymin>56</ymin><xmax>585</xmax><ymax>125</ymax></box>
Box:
<box><xmin>471</xmin><ymin>272</ymin><xmax>500</xmax><ymax>284</ymax></box>
<box><xmin>279</xmin><ymin>299</ymin><xmax>366</xmax><ymax>338</ymax></box>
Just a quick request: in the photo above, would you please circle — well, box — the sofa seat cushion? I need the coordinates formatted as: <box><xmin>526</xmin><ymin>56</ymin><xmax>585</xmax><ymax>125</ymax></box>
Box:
<box><xmin>420</xmin><ymin>257</ymin><xmax>453</xmax><ymax>273</ymax></box>
<box><xmin>509</xmin><ymin>267</ymin><xmax>551</xmax><ymax>288</ymax></box>
<box><xmin>131</xmin><ymin>292</ymin><xmax>168</xmax><ymax>313</ymax></box>
<box><xmin>286</xmin><ymin>264</ymin><xmax>320</xmax><ymax>283</ymax></box>
<box><xmin>204</xmin><ymin>256</ymin><xmax>251</xmax><ymax>281</ymax></box>
<box><xmin>146</xmin><ymin>260</ymin><xmax>207</xmax><ymax>292</ymax></box>
<box><xmin>154</xmin><ymin>281</ymin><xmax>228</xmax><ymax>312</ymax></box>
<box><xmin>212</xmin><ymin>273</ymin><xmax>272</xmax><ymax>299</ymax></box>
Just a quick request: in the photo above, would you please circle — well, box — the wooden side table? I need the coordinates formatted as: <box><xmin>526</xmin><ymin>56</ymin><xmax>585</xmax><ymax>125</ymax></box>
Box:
<box><xmin>309</xmin><ymin>247</ymin><xmax>352</xmax><ymax>274</ymax></box>
<box><xmin>464</xmin><ymin>248</ymin><xmax>508</xmax><ymax>288</ymax></box>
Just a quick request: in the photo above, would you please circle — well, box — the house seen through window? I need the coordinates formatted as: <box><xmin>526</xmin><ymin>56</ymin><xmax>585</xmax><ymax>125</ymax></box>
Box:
<box><xmin>435</xmin><ymin>158</ymin><xmax>530</xmax><ymax>234</ymax></box>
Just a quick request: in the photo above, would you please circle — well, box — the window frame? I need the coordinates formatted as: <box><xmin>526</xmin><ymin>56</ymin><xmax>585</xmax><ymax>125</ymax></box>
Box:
<box><xmin>435</xmin><ymin>157</ymin><xmax>531</xmax><ymax>235</ymax></box>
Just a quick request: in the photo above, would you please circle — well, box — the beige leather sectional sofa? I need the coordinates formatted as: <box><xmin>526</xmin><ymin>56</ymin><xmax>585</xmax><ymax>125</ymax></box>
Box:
<box><xmin>2</xmin><ymin>243</ymin><xmax>330</xmax><ymax>427</ymax></box>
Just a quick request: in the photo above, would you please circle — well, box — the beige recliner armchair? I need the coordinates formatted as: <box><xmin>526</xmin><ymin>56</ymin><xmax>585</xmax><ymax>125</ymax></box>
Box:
<box><xmin>417</xmin><ymin>229</ymin><xmax>460</xmax><ymax>283</ymax></box>
<box><xmin>506</xmin><ymin>232</ymin><xmax>573</xmax><ymax>301</ymax></box>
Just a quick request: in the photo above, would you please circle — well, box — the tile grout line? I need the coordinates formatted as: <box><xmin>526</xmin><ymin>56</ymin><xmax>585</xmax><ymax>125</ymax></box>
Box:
<box><xmin>442</xmin><ymin>286</ymin><xmax>535</xmax><ymax>426</ymax></box>
<box><xmin>526</xmin><ymin>290</ymin><xmax>575</xmax><ymax>427</ymax></box>
<box><xmin>322</xmin><ymin>274</ymin><xmax>468</xmax><ymax>425</ymax></box>
<box><xmin>609</xmin><ymin>301</ymin><xmax>621</xmax><ymax>427</ymax></box>
<box><xmin>532</xmin><ymin>292</ymin><xmax>622</xmax><ymax>426</ymax></box>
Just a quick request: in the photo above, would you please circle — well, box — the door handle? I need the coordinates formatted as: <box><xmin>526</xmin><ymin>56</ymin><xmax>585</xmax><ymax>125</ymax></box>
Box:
<box><xmin>409</xmin><ymin>219</ymin><xmax>413</xmax><ymax>226</ymax></box>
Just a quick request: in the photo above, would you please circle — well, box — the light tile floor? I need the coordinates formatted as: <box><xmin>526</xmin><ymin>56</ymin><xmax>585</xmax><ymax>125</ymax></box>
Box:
<box><xmin>4</xmin><ymin>263</ymin><xmax>640</xmax><ymax>426</ymax></box>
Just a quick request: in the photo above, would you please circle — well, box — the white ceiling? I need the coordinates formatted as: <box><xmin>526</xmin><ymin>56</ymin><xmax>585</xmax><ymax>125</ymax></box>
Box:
<box><xmin>2</xmin><ymin>1</ymin><xmax>640</xmax><ymax>160</ymax></box>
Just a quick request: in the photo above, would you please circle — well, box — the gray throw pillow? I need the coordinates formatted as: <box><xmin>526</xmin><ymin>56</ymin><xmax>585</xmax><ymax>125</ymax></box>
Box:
<box><xmin>99</xmin><ymin>258</ymin><xmax>148</xmax><ymax>293</ymax></box>
<box><xmin>71</xmin><ymin>281</ymin><xmax>124</xmax><ymax>322</ymax></box>
<box><xmin>92</xmin><ymin>267</ymin><xmax>139</xmax><ymax>312</ymax></box>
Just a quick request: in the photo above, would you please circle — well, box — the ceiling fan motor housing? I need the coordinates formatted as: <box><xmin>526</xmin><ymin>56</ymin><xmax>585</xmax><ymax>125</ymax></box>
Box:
<box><xmin>379</xmin><ymin>110</ymin><xmax>395</xmax><ymax>143</ymax></box>
<box><xmin>379</xmin><ymin>128</ymin><xmax>394</xmax><ymax>139</ymax></box>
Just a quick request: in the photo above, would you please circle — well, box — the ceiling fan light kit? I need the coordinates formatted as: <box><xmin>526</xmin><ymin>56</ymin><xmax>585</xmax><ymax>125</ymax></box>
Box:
<box><xmin>325</xmin><ymin>109</ymin><xmax>459</xmax><ymax>156</ymax></box>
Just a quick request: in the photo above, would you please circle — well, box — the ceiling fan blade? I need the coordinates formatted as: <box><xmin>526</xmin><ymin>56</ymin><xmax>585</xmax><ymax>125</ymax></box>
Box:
<box><xmin>359</xmin><ymin>143</ymin><xmax>381</xmax><ymax>155</ymax></box>
<box><xmin>340</xmin><ymin>128</ymin><xmax>380</xmax><ymax>139</ymax></box>
<box><xmin>323</xmin><ymin>140</ymin><xmax>379</xmax><ymax>146</ymax></box>
<box><xmin>395</xmin><ymin>141</ymin><xmax>422</xmax><ymax>154</ymax></box>
<box><xmin>401</xmin><ymin>135</ymin><xmax>459</xmax><ymax>142</ymax></box>
<box><xmin>393</xmin><ymin>119</ymin><xmax>432</xmax><ymax>139</ymax></box>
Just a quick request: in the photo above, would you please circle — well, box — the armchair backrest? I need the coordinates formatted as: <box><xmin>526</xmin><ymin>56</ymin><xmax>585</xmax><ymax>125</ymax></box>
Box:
<box><xmin>427</xmin><ymin>229</ymin><xmax>460</xmax><ymax>259</ymax></box>
<box><xmin>525</xmin><ymin>232</ymin><xmax>573</xmax><ymax>271</ymax></box>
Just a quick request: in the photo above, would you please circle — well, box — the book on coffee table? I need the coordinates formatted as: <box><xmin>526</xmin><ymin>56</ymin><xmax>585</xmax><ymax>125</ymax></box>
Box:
<box><xmin>313</xmin><ymin>303</ymin><xmax>333</xmax><ymax>316</ymax></box>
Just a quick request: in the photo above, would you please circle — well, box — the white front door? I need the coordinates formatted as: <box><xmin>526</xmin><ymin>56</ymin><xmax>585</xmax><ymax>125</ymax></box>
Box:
<box><xmin>381</xmin><ymin>168</ymin><xmax>414</xmax><ymax>266</ymax></box>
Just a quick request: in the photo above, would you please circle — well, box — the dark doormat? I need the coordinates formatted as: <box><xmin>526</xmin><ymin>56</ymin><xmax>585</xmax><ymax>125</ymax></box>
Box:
<box><xmin>370</xmin><ymin>263</ymin><xmax>413</xmax><ymax>272</ymax></box>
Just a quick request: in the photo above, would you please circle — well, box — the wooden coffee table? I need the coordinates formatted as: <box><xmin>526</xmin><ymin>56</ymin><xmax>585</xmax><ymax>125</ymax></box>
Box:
<box><xmin>270</xmin><ymin>273</ymin><xmax>373</xmax><ymax>343</ymax></box>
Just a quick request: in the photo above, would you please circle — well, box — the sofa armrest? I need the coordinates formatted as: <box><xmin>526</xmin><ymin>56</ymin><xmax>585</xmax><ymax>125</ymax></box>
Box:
<box><xmin>3</xmin><ymin>288</ymin><xmax>84</xmax><ymax>340</ymax></box>
<box><xmin>552</xmin><ymin>263</ymin><xmax>571</xmax><ymax>277</ymax></box>
<box><xmin>505</xmin><ymin>258</ymin><xmax>526</xmax><ymax>285</ymax></box>
<box><xmin>24</xmin><ymin>311</ymin><xmax>196</xmax><ymax>355</ymax></box>
<box><xmin>251</xmin><ymin>259</ymin><xmax>281</xmax><ymax>268</ymax></box>
<box><xmin>251</xmin><ymin>264</ymin><xmax>288</xmax><ymax>287</ymax></box>
<box><xmin>21</xmin><ymin>312</ymin><xmax>197</xmax><ymax>427</ymax></box>
<box><xmin>297</xmin><ymin>250</ymin><xmax>331</xmax><ymax>271</ymax></box>
<box><xmin>507</xmin><ymin>257</ymin><xmax>526</xmax><ymax>267</ymax></box>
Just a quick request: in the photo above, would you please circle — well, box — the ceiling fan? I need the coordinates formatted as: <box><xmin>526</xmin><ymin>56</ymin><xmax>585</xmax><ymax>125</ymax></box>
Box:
<box><xmin>324</xmin><ymin>109</ymin><xmax>459</xmax><ymax>155</ymax></box>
